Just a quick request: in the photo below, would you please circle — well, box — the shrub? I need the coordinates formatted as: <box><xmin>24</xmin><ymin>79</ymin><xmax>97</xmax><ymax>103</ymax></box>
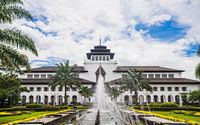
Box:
<box><xmin>0</xmin><ymin>112</ymin><xmax>12</xmax><ymax>117</ymax></box>
<box><xmin>60</xmin><ymin>106</ymin><xmax>69</xmax><ymax>109</ymax></box>
<box><xmin>148</xmin><ymin>102</ymin><xmax>161</xmax><ymax>107</ymax></box>
<box><xmin>160</xmin><ymin>102</ymin><xmax>179</xmax><ymax>107</ymax></box>
<box><xmin>26</xmin><ymin>103</ymin><xmax>43</xmax><ymax>108</ymax></box>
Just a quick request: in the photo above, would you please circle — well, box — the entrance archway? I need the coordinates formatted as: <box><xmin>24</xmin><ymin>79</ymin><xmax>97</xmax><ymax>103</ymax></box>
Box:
<box><xmin>22</xmin><ymin>96</ymin><xmax>26</xmax><ymax>105</ymax></box>
<box><xmin>44</xmin><ymin>96</ymin><xmax>48</xmax><ymax>105</ymax></box>
<box><xmin>29</xmin><ymin>96</ymin><xmax>33</xmax><ymax>103</ymax></box>
<box><xmin>124</xmin><ymin>95</ymin><xmax>129</xmax><ymax>105</ymax></box>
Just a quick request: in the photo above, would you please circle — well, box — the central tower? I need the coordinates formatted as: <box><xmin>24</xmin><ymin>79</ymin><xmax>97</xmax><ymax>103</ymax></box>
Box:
<box><xmin>80</xmin><ymin>44</ymin><xmax>120</xmax><ymax>83</ymax></box>
<box><xmin>86</xmin><ymin>45</ymin><xmax>115</xmax><ymax>62</ymax></box>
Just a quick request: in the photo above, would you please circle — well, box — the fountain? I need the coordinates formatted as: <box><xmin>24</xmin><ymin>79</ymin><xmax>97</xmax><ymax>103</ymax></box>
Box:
<box><xmin>79</xmin><ymin>65</ymin><xmax>135</xmax><ymax>125</ymax></box>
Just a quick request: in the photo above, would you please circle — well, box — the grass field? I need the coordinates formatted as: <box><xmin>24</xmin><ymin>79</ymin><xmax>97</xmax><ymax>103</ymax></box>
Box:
<box><xmin>0</xmin><ymin>111</ymin><xmax>49</xmax><ymax>124</ymax></box>
<box><xmin>152</xmin><ymin>111</ymin><xmax>200</xmax><ymax>122</ymax></box>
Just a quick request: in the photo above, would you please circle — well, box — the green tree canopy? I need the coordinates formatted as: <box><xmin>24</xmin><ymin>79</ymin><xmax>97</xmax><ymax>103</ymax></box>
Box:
<box><xmin>0</xmin><ymin>0</ymin><xmax>38</xmax><ymax>73</ymax></box>
<box><xmin>0</xmin><ymin>73</ymin><xmax>29</xmax><ymax>107</ymax></box>
<box><xmin>188</xmin><ymin>89</ymin><xmax>200</xmax><ymax>106</ymax></box>
<box><xmin>109</xmin><ymin>87</ymin><xmax>122</xmax><ymax>101</ymax></box>
<box><xmin>79</xmin><ymin>86</ymin><xmax>92</xmax><ymax>98</ymax></box>
<box><xmin>121</xmin><ymin>69</ymin><xmax>152</xmax><ymax>105</ymax></box>
<box><xmin>195</xmin><ymin>45</ymin><xmax>200</xmax><ymax>79</ymax></box>
<box><xmin>49</xmin><ymin>62</ymin><xmax>81</xmax><ymax>105</ymax></box>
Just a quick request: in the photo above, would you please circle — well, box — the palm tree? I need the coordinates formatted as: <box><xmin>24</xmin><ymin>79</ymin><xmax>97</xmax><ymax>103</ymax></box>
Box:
<box><xmin>195</xmin><ymin>45</ymin><xmax>200</xmax><ymax>79</ymax></box>
<box><xmin>188</xmin><ymin>89</ymin><xmax>200</xmax><ymax>106</ymax></box>
<box><xmin>49</xmin><ymin>62</ymin><xmax>81</xmax><ymax>105</ymax></box>
<box><xmin>121</xmin><ymin>69</ymin><xmax>152</xmax><ymax>105</ymax></box>
<box><xmin>109</xmin><ymin>87</ymin><xmax>122</xmax><ymax>102</ymax></box>
<box><xmin>0</xmin><ymin>0</ymin><xmax>38</xmax><ymax>73</ymax></box>
<box><xmin>78</xmin><ymin>86</ymin><xmax>92</xmax><ymax>104</ymax></box>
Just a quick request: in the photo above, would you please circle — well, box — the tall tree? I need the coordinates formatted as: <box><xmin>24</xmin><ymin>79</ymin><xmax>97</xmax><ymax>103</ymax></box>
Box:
<box><xmin>109</xmin><ymin>87</ymin><xmax>122</xmax><ymax>102</ymax></box>
<box><xmin>78</xmin><ymin>86</ymin><xmax>92</xmax><ymax>104</ymax></box>
<box><xmin>188</xmin><ymin>89</ymin><xmax>200</xmax><ymax>106</ymax></box>
<box><xmin>121</xmin><ymin>69</ymin><xmax>152</xmax><ymax>105</ymax></box>
<box><xmin>195</xmin><ymin>45</ymin><xmax>200</xmax><ymax>79</ymax></box>
<box><xmin>0</xmin><ymin>73</ymin><xmax>29</xmax><ymax>107</ymax></box>
<box><xmin>49</xmin><ymin>62</ymin><xmax>81</xmax><ymax>105</ymax></box>
<box><xmin>0</xmin><ymin>0</ymin><xmax>38</xmax><ymax>73</ymax></box>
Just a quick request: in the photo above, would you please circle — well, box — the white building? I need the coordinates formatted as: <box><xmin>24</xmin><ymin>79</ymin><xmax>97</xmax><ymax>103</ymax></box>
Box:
<box><xmin>20</xmin><ymin>45</ymin><xmax>200</xmax><ymax>105</ymax></box>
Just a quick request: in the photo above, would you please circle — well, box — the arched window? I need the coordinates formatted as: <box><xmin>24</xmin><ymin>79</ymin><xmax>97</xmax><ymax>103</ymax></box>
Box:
<box><xmin>44</xmin><ymin>96</ymin><xmax>48</xmax><ymax>105</ymax></box>
<box><xmin>72</xmin><ymin>95</ymin><xmax>77</xmax><ymax>103</ymax></box>
<box><xmin>154</xmin><ymin>95</ymin><xmax>158</xmax><ymax>102</ymax></box>
<box><xmin>139</xmin><ymin>95</ymin><xmax>144</xmax><ymax>104</ymax></box>
<box><xmin>29</xmin><ymin>96</ymin><xmax>34</xmax><ymax>103</ymax></box>
<box><xmin>58</xmin><ymin>95</ymin><xmax>63</xmax><ymax>105</ymax></box>
<box><xmin>36</xmin><ymin>95</ymin><xmax>41</xmax><ymax>104</ymax></box>
<box><xmin>175</xmin><ymin>95</ymin><xmax>180</xmax><ymax>104</ymax></box>
<box><xmin>161</xmin><ymin>95</ymin><xmax>165</xmax><ymax>103</ymax></box>
<box><xmin>147</xmin><ymin>95</ymin><xmax>151</xmax><ymax>103</ymax></box>
<box><xmin>168</xmin><ymin>95</ymin><xmax>172</xmax><ymax>102</ymax></box>
<box><xmin>51</xmin><ymin>96</ymin><xmax>55</xmax><ymax>105</ymax></box>
<box><xmin>99</xmin><ymin>56</ymin><xmax>102</xmax><ymax>61</ymax></box>
<box><xmin>22</xmin><ymin>96</ymin><xmax>26</xmax><ymax>105</ymax></box>
<box><xmin>124</xmin><ymin>95</ymin><xmax>129</xmax><ymax>105</ymax></box>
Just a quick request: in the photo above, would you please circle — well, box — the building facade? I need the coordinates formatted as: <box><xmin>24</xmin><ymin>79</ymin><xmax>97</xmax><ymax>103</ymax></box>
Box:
<box><xmin>20</xmin><ymin>45</ymin><xmax>200</xmax><ymax>105</ymax></box>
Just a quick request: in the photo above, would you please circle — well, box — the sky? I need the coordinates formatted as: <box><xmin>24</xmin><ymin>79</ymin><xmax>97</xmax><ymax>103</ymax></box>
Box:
<box><xmin>3</xmin><ymin>0</ymin><xmax>200</xmax><ymax>79</ymax></box>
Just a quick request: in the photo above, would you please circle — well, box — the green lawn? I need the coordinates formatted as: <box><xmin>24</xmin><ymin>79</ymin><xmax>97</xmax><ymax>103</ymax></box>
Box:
<box><xmin>0</xmin><ymin>111</ymin><xmax>49</xmax><ymax>124</ymax></box>
<box><xmin>152</xmin><ymin>111</ymin><xmax>200</xmax><ymax>122</ymax></box>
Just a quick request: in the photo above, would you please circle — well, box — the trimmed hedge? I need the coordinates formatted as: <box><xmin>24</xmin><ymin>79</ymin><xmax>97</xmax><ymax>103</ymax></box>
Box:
<box><xmin>133</xmin><ymin>106</ymin><xmax>200</xmax><ymax>111</ymax></box>
<box><xmin>148</xmin><ymin>102</ymin><xmax>179</xmax><ymax>108</ymax></box>
<box><xmin>0</xmin><ymin>105</ymin><xmax>89</xmax><ymax>112</ymax></box>
<box><xmin>26</xmin><ymin>103</ymin><xmax>43</xmax><ymax>108</ymax></box>
<box><xmin>148</xmin><ymin>102</ymin><xmax>160</xmax><ymax>107</ymax></box>
<box><xmin>160</xmin><ymin>102</ymin><xmax>179</xmax><ymax>107</ymax></box>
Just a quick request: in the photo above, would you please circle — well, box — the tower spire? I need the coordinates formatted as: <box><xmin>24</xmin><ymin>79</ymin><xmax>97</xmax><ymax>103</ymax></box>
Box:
<box><xmin>99</xmin><ymin>38</ymin><xmax>102</xmax><ymax>46</ymax></box>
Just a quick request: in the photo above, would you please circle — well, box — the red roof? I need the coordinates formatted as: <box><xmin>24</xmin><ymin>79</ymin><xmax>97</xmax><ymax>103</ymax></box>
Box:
<box><xmin>113</xmin><ymin>66</ymin><xmax>184</xmax><ymax>72</ymax></box>
<box><xmin>24</xmin><ymin>66</ymin><xmax>88</xmax><ymax>73</ymax></box>
<box><xmin>107</xmin><ymin>78</ymin><xmax>200</xmax><ymax>84</ymax></box>
<box><xmin>21</xmin><ymin>78</ymin><xmax>95</xmax><ymax>85</ymax></box>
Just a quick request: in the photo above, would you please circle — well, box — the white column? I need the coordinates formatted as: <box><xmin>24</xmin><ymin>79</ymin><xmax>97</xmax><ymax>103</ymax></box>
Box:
<box><xmin>179</xmin><ymin>95</ymin><xmax>182</xmax><ymax>106</ymax></box>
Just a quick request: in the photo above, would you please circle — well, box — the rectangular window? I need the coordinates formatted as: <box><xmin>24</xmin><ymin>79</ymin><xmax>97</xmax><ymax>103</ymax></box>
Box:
<box><xmin>34</xmin><ymin>74</ymin><xmax>39</xmax><ymax>78</ymax></box>
<box><xmin>58</xmin><ymin>87</ymin><xmax>63</xmax><ymax>91</ymax></box>
<box><xmin>103</xmin><ymin>56</ymin><xmax>105</xmax><ymax>61</ymax></box>
<box><xmin>92</xmin><ymin>56</ymin><xmax>95</xmax><ymax>61</ymax></box>
<box><xmin>153</xmin><ymin>87</ymin><xmax>157</xmax><ymax>91</ymax></box>
<box><xmin>48</xmin><ymin>74</ymin><xmax>53</xmax><ymax>78</ymax></box>
<box><xmin>142</xmin><ymin>74</ymin><xmax>147</xmax><ymax>78</ymax></box>
<box><xmin>106</xmin><ymin>56</ymin><xmax>109</xmax><ymax>61</ymax></box>
<box><xmin>66</xmin><ymin>87</ymin><xmax>70</xmax><ymax>91</ymax></box>
<box><xmin>175</xmin><ymin>87</ymin><xmax>179</xmax><ymax>91</ymax></box>
<box><xmin>168</xmin><ymin>74</ymin><xmax>174</xmax><ymax>78</ymax></box>
<box><xmin>27</xmin><ymin>74</ymin><xmax>33</xmax><ymax>78</ymax></box>
<box><xmin>41</xmin><ymin>74</ymin><xmax>46</xmax><ymax>79</ymax></box>
<box><xmin>51</xmin><ymin>87</ymin><xmax>55</xmax><ymax>91</ymax></box>
<box><xmin>168</xmin><ymin>87</ymin><xmax>172</xmax><ymax>91</ymax></box>
<box><xmin>72</xmin><ymin>87</ymin><xmax>77</xmax><ymax>91</ymax></box>
<box><xmin>37</xmin><ymin>87</ymin><xmax>41</xmax><ymax>91</ymax></box>
<box><xmin>160</xmin><ymin>87</ymin><xmax>165</xmax><ymax>91</ymax></box>
<box><xmin>148</xmin><ymin>74</ymin><xmax>154</xmax><ymax>78</ymax></box>
<box><xmin>30</xmin><ymin>87</ymin><xmax>34</xmax><ymax>91</ymax></box>
<box><xmin>182</xmin><ymin>87</ymin><xmax>187</xmax><ymax>91</ymax></box>
<box><xmin>44</xmin><ymin>87</ymin><xmax>48</xmax><ymax>91</ymax></box>
<box><xmin>162</xmin><ymin>74</ymin><xmax>167</xmax><ymax>78</ymax></box>
<box><xmin>155</xmin><ymin>74</ymin><xmax>160</xmax><ymax>78</ymax></box>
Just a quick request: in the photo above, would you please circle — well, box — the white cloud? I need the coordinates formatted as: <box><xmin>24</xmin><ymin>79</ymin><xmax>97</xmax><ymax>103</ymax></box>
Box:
<box><xmin>6</xmin><ymin>0</ymin><xmax>199</xmax><ymax>80</ymax></box>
